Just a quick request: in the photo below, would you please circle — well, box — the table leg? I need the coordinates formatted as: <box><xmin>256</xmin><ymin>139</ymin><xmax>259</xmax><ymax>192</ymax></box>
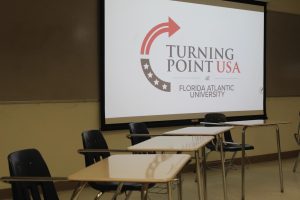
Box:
<box><xmin>195</xmin><ymin>150</ymin><xmax>203</xmax><ymax>200</ymax></box>
<box><xmin>168</xmin><ymin>181</ymin><xmax>174</xmax><ymax>200</ymax></box>
<box><xmin>276</xmin><ymin>125</ymin><xmax>284</xmax><ymax>192</ymax></box>
<box><xmin>241</xmin><ymin>127</ymin><xmax>247</xmax><ymax>200</ymax></box>
<box><xmin>201</xmin><ymin>146</ymin><xmax>207</xmax><ymax>200</ymax></box>
<box><xmin>112</xmin><ymin>183</ymin><xmax>124</xmax><ymax>200</ymax></box>
<box><xmin>141</xmin><ymin>184</ymin><xmax>149</xmax><ymax>200</ymax></box>
<box><xmin>177</xmin><ymin>173</ymin><xmax>183</xmax><ymax>200</ymax></box>
<box><xmin>217</xmin><ymin>134</ymin><xmax>228</xmax><ymax>200</ymax></box>
<box><xmin>70</xmin><ymin>182</ymin><xmax>87</xmax><ymax>200</ymax></box>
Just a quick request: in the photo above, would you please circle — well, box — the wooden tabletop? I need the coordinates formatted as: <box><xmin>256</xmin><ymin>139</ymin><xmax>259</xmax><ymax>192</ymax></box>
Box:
<box><xmin>224</xmin><ymin>120</ymin><xmax>289</xmax><ymax>126</ymax></box>
<box><xmin>128</xmin><ymin>136</ymin><xmax>214</xmax><ymax>152</ymax></box>
<box><xmin>200</xmin><ymin>120</ymin><xmax>289</xmax><ymax>127</ymax></box>
<box><xmin>164</xmin><ymin>126</ymin><xmax>233</xmax><ymax>136</ymax></box>
<box><xmin>68</xmin><ymin>154</ymin><xmax>191</xmax><ymax>183</ymax></box>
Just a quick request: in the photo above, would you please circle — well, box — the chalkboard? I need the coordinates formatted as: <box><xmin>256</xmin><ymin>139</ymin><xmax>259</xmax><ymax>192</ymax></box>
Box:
<box><xmin>266</xmin><ymin>11</ymin><xmax>300</xmax><ymax>97</ymax></box>
<box><xmin>0</xmin><ymin>1</ymin><xmax>299</xmax><ymax>102</ymax></box>
<box><xmin>0</xmin><ymin>0</ymin><xmax>99</xmax><ymax>102</ymax></box>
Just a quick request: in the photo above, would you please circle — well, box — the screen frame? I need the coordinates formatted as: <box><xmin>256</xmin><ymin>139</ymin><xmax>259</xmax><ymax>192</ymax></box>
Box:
<box><xmin>99</xmin><ymin>0</ymin><xmax>267</xmax><ymax>131</ymax></box>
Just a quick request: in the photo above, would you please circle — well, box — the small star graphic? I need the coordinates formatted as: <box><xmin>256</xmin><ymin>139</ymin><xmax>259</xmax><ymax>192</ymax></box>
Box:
<box><xmin>148</xmin><ymin>72</ymin><xmax>153</xmax><ymax>78</ymax></box>
<box><xmin>162</xmin><ymin>84</ymin><xmax>167</xmax><ymax>90</ymax></box>
<box><xmin>143</xmin><ymin>63</ymin><xmax>149</xmax><ymax>70</ymax></box>
<box><xmin>154</xmin><ymin>79</ymin><xmax>159</xmax><ymax>85</ymax></box>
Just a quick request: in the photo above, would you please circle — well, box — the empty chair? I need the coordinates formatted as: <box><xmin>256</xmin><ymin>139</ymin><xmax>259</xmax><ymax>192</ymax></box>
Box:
<box><xmin>128</xmin><ymin>122</ymin><xmax>169</xmax><ymax>195</ymax></box>
<box><xmin>128</xmin><ymin>122</ymin><xmax>157</xmax><ymax>155</ymax></box>
<box><xmin>81</xmin><ymin>130</ymin><xmax>149</xmax><ymax>199</ymax></box>
<box><xmin>128</xmin><ymin>122</ymin><xmax>151</xmax><ymax>145</ymax></box>
<box><xmin>204</xmin><ymin>113</ymin><xmax>254</xmax><ymax>173</ymax></box>
<box><xmin>7</xmin><ymin>148</ymin><xmax>59</xmax><ymax>200</ymax></box>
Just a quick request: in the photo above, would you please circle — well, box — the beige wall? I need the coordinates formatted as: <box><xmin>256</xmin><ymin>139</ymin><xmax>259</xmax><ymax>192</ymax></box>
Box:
<box><xmin>0</xmin><ymin>97</ymin><xmax>300</xmax><ymax>189</ymax></box>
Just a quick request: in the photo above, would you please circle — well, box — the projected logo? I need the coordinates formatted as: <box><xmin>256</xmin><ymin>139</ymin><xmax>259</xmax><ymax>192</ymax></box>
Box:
<box><xmin>140</xmin><ymin>17</ymin><xmax>180</xmax><ymax>92</ymax></box>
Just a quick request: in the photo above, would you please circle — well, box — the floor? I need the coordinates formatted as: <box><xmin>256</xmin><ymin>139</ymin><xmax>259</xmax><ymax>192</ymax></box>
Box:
<box><xmin>56</xmin><ymin>158</ymin><xmax>300</xmax><ymax>200</ymax></box>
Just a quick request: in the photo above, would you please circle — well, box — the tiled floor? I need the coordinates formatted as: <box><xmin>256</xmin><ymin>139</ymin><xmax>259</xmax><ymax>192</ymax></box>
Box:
<box><xmin>57</xmin><ymin>158</ymin><xmax>300</xmax><ymax>200</ymax></box>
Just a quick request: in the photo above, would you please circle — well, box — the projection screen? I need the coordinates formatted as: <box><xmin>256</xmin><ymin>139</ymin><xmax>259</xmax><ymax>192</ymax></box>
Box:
<box><xmin>101</xmin><ymin>0</ymin><xmax>266</xmax><ymax>130</ymax></box>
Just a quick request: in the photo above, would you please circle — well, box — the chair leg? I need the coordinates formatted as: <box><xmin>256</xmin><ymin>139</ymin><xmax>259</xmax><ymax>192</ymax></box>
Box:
<box><xmin>70</xmin><ymin>182</ymin><xmax>87</xmax><ymax>200</ymax></box>
<box><xmin>141</xmin><ymin>184</ymin><xmax>149</xmax><ymax>200</ymax></box>
<box><xmin>124</xmin><ymin>191</ymin><xmax>133</xmax><ymax>200</ymax></box>
<box><xmin>230</xmin><ymin>152</ymin><xmax>237</xmax><ymax>167</ymax></box>
<box><xmin>112</xmin><ymin>183</ymin><xmax>124</xmax><ymax>200</ymax></box>
<box><xmin>195</xmin><ymin>148</ymin><xmax>212</xmax><ymax>182</ymax></box>
<box><xmin>205</xmin><ymin>149</ymin><xmax>212</xmax><ymax>169</ymax></box>
<box><xmin>245</xmin><ymin>152</ymin><xmax>252</xmax><ymax>167</ymax></box>
<box><xmin>225</xmin><ymin>151</ymin><xmax>237</xmax><ymax>176</ymax></box>
<box><xmin>293</xmin><ymin>151</ymin><xmax>300</xmax><ymax>172</ymax></box>
<box><xmin>94</xmin><ymin>192</ymin><xmax>103</xmax><ymax>200</ymax></box>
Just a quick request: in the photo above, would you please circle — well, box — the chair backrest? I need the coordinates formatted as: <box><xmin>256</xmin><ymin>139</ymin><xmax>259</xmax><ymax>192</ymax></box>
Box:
<box><xmin>82</xmin><ymin>130</ymin><xmax>125</xmax><ymax>192</ymax></box>
<box><xmin>204</xmin><ymin>113</ymin><xmax>233</xmax><ymax>142</ymax></box>
<box><xmin>81</xmin><ymin>130</ymin><xmax>110</xmax><ymax>167</ymax></box>
<box><xmin>128</xmin><ymin>122</ymin><xmax>151</xmax><ymax>145</ymax></box>
<box><xmin>7</xmin><ymin>148</ymin><xmax>59</xmax><ymax>200</ymax></box>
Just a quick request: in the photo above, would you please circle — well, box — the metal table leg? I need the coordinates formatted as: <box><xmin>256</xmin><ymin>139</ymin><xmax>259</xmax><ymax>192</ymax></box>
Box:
<box><xmin>168</xmin><ymin>181</ymin><xmax>174</xmax><ymax>200</ymax></box>
<box><xmin>217</xmin><ymin>134</ymin><xmax>228</xmax><ymax>200</ymax></box>
<box><xmin>201</xmin><ymin>146</ymin><xmax>207</xmax><ymax>200</ymax></box>
<box><xmin>241</xmin><ymin>127</ymin><xmax>247</xmax><ymax>200</ymax></box>
<box><xmin>276</xmin><ymin>125</ymin><xmax>284</xmax><ymax>193</ymax></box>
<box><xmin>195</xmin><ymin>150</ymin><xmax>203</xmax><ymax>200</ymax></box>
<box><xmin>177</xmin><ymin>173</ymin><xmax>183</xmax><ymax>200</ymax></box>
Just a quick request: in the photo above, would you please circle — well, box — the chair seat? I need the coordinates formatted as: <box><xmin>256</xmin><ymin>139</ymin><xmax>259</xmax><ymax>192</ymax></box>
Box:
<box><xmin>222</xmin><ymin>143</ymin><xmax>254</xmax><ymax>152</ymax></box>
<box><xmin>90</xmin><ymin>182</ymin><xmax>155</xmax><ymax>192</ymax></box>
<box><xmin>207</xmin><ymin>142</ymin><xmax>254</xmax><ymax>152</ymax></box>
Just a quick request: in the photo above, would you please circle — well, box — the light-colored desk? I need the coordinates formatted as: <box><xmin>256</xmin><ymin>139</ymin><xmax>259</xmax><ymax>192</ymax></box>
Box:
<box><xmin>164</xmin><ymin>127</ymin><xmax>233</xmax><ymax>200</ymax></box>
<box><xmin>222</xmin><ymin>120</ymin><xmax>289</xmax><ymax>200</ymax></box>
<box><xmin>68</xmin><ymin>154</ymin><xmax>191</xmax><ymax>200</ymax></box>
<box><xmin>128</xmin><ymin>135</ymin><xmax>214</xmax><ymax>200</ymax></box>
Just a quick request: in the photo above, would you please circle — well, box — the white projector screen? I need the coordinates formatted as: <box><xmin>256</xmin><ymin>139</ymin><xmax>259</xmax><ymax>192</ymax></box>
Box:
<box><xmin>100</xmin><ymin>0</ymin><xmax>266</xmax><ymax>130</ymax></box>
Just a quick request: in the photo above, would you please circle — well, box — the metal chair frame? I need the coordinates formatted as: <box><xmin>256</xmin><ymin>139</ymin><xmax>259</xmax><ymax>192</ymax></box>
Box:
<box><xmin>293</xmin><ymin>112</ymin><xmax>300</xmax><ymax>172</ymax></box>
<box><xmin>81</xmin><ymin>130</ymin><xmax>152</xmax><ymax>200</ymax></box>
<box><xmin>203</xmin><ymin>113</ymin><xmax>254</xmax><ymax>175</ymax></box>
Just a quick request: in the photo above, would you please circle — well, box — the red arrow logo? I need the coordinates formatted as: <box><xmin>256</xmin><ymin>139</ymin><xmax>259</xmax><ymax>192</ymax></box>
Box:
<box><xmin>141</xmin><ymin>17</ymin><xmax>180</xmax><ymax>55</ymax></box>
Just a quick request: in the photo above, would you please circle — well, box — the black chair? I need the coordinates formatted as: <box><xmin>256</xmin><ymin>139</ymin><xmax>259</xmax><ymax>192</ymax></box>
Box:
<box><xmin>7</xmin><ymin>148</ymin><xmax>59</xmax><ymax>200</ymax></box>
<box><xmin>81</xmin><ymin>130</ymin><xmax>149</xmax><ymax>199</ymax></box>
<box><xmin>293</xmin><ymin>111</ymin><xmax>300</xmax><ymax>172</ymax></box>
<box><xmin>128</xmin><ymin>122</ymin><xmax>158</xmax><ymax>156</ymax></box>
<box><xmin>128</xmin><ymin>122</ymin><xmax>151</xmax><ymax>145</ymax></box>
<box><xmin>128</xmin><ymin>123</ymin><xmax>168</xmax><ymax>194</ymax></box>
<box><xmin>204</xmin><ymin>113</ymin><xmax>254</xmax><ymax>173</ymax></box>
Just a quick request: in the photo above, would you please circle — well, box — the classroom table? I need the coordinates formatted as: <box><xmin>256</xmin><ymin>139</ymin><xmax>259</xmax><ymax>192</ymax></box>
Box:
<box><xmin>128</xmin><ymin>135</ymin><xmax>215</xmax><ymax>200</ymax></box>
<box><xmin>221</xmin><ymin>120</ymin><xmax>289</xmax><ymax>200</ymax></box>
<box><xmin>163</xmin><ymin>126</ymin><xmax>233</xmax><ymax>200</ymax></box>
<box><xmin>68</xmin><ymin>154</ymin><xmax>191</xmax><ymax>200</ymax></box>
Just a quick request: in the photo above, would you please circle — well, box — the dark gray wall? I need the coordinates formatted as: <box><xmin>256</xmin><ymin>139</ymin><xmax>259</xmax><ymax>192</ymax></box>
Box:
<box><xmin>0</xmin><ymin>0</ymin><xmax>98</xmax><ymax>101</ymax></box>
<box><xmin>266</xmin><ymin>11</ymin><xmax>300</xmax><ymax>97</ymax></box>
<box><xmin>0</xmin><ymin>1</ymin><xmax>299</xmax><ymax>102</ymax></box>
